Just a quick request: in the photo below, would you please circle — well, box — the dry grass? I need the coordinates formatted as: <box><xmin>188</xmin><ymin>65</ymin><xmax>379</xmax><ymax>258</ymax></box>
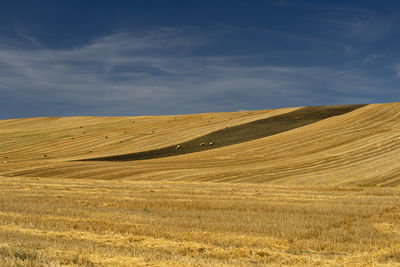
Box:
<box><xmin>0</xmin><ymin>177</ymin><xmax>399</xmax><ymax>266</ymax></box>
<box><xmin>1</xmin><ymin>103</ymin><xmax>400</xmax><ymax>265</ymax></box>
<box><xmin>2</xmin><ymin>103</ymin><xmax>400</xmax><ymax>186</ymax></box>
<box><xmin>0</xmin><ymin>108</ymin><xmax>294</xmax><ymax>162</ymax></box>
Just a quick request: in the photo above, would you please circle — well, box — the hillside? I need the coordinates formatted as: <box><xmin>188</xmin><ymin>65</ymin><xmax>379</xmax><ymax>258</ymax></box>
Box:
<box><xmin>2</xmin><ymin>103</ymin><xmax>400</xmax><ymax>266</ymax></box>
<box><xmin>1</xmin><ymin>103</ymin><xmax>400</xmax><ymax>186</ymax></box>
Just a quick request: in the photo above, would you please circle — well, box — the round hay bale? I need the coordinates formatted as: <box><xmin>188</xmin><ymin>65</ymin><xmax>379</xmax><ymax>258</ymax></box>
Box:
<box><xmin>200</xmin><ymin>143</ymin><xmax>206</xmax><ymax>147</ymax></box>
<box><xmin>176</xmin><ymin>144</ymin><xmax>181</xmax><ymax>150</ymax></box>
<box><xmin>3</xmin><ymin>161</ymin><xmax>7</xmax><ymax>164</ymax></box>
<box><xmin>209</xmin><ymin>142</ymin><xmax>214</xmax><ymax>146</ymax></box>
<box><xmin>120</xmin><ymin>140</ymin><xmax>124</xmax><ymax>143</ymax></box>
<box><xmin>43</xmin><ymin>154</ymin><xmax>48</xmax><ymax>158</ymax></box>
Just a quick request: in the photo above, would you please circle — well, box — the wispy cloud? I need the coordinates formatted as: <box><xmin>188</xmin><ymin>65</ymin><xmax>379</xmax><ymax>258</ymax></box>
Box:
<box><xmin>314</xmin><ymin>7</ymin><xmax>392</xmax><ymax>53</ymax></box>
<box><xmin>0</xmin><ymin>27</ymin><xmax>395</xmax><ymax>118</ymax></box>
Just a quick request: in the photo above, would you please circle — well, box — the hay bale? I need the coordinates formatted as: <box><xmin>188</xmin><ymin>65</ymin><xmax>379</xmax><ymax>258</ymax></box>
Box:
<box><xmin>3</xmin><ymin>161</ymin><xmax>7</xmax><ymax>164</ymax></box>
<box><xmin>176</xmin><ymin>144</ymin><xmax>181</xmax><ymax>150</ymax></box>
<box><xmin>89</xmin><ymin>150</ymin><xmax>93</xmax><ymax>153</ymax></box>
<box><xmin>200</xmin><ymin>143</ymin><xmax>206</xmax><ymax>147</ymax></box>
<box><xmin>209</xmin><ymin>142</ymin><xmax>214</xmax><ymax>146</ymax></box>
<box><xmin>120</xmin><ymin>140</ymin><xmax>124</xmax><ymax>143</ymax></box>
<box><xmin>11</xmin><ymin>140</ymin><xmax>16</xmax><ymax>144</ymax></box>
<box><xmin>105</xmin><ymin>136</ymin><xmax>108</xmax><ymax>139</ymax></box>
<box><xmin>43</xmin><ymin>154</ymin><xmax>48</xmax><ymax>158</ymax></box>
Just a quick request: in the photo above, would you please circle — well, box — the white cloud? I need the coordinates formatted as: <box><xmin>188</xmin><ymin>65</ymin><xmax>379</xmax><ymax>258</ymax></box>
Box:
<box><xmin>316</xmin><ymin>8</ymin><xmax>392</xmax><ymax>49</ymax></box>
<box><xmin>0</xmin><ymin>28</ymin><xmax>392</xmax><ymax>117</ymax></box>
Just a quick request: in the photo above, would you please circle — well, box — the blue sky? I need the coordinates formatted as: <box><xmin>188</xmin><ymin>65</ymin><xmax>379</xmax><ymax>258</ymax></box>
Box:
<box><xmin>1</xmin><ymin>0</ymin><xmax>400</xmax><ymax>118</ymax></box>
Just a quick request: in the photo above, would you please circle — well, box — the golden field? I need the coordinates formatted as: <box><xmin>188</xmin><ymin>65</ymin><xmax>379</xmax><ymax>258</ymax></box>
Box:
<box><xmin>1</xmin><ymin>103</ymin><xmax>400</xmax><ymax>265</ymax></box>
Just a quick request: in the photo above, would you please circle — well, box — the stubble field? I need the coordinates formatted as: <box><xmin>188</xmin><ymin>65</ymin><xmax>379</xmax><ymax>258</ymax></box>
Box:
<box><xmin>1</xmin><ymin>177</ymin><xmax>400</xmax><ymax>266</ymax></box>
<box><xmin>1</xmin><ymin>103</ymin><xmax>400</xmax><ymax>266</ymax></box>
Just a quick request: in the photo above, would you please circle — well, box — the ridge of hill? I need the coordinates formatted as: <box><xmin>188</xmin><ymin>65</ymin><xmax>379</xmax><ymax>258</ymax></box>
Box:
<box><xmin>81</xmin><ymin>104</ymin><xmax>365</xmax><ymax>162</ymax></box>
<box><xmin>2</xmin><ymin>103</ymin><xmax>400</xmax><ymax>266</ymax></box>
<box><xmin>1</xmin><ymin>103</ymin><xmax>400</xmax><ymax>186</ymax></box>
<box><xmin>0</xmin><ymin>107</ymin><xmax>295</xmax><ymax>162</ymax></box>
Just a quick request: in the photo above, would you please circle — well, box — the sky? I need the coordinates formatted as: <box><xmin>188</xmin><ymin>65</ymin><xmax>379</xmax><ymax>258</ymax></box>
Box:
<box><xmin>1</xmin><ymin>0</ymin><xmax>400</xmax><ymax>119</ymax></box>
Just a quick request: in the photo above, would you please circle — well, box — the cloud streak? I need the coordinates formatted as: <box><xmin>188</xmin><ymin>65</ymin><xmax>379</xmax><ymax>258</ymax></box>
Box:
<box><xmin>0</xmin><ymin>27</ymin><xmax>396</xmax><ymax>118</ymax></box>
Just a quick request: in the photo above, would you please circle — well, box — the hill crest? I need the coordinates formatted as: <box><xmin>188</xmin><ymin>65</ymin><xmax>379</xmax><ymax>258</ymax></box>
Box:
<box><xmin>1</xmin><ymin>103</ymin><xmax>400</xmax><ymax>187</ymax></box>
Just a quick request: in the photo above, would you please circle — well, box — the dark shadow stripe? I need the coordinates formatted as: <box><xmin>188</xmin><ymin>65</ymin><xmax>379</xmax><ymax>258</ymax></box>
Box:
<box><xmin>79</xmin><ymin>104</ymin><xmax>367</xmax><ymax>162</ymax></box>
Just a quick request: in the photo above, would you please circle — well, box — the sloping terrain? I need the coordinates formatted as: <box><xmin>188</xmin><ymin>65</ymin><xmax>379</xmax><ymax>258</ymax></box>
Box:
<box><xmin>1</xmin><ymin>103</ymin><xmax>400</xmax><ymax>187</ymax></box>
<box><xmin>82</xmin><ymin>104</ymin><xmax>365</xmax><ymax>161</ymax></box>
<box><xmin>0</xmin><ymin>107</ymin><xmax>295</xmax><ymax>162</ymax></box>
<box><xmin>2</xmin><ymin>103</ymin><xmax>400</xmax><ymax>266</ymax></box>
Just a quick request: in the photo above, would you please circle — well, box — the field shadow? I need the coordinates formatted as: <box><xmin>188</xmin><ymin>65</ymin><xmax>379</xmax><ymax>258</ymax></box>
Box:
<box><xmin>79</xmin><ymin>104</ymin><xmax>366</xmax><ymax>162</ymax></box>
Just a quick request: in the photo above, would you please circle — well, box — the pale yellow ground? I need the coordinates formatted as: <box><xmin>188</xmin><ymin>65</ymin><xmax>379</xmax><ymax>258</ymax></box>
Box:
<box><xmin>1</xmin><ymin>103</ymin><xmax>400</xmax><ymax>186</ymax></box>
<box><xmin>0</xmin><ymin>177</ymin><xmax>400</xmax><ymax>266</ymax></box>
<box><xmin>1</xmin><ymin>103</ymin><xmax>400</xmax><ymax>266</ymax></box>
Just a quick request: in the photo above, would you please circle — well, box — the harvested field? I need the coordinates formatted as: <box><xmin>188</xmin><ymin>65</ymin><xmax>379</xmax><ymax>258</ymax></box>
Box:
<box><xmin>0</xmin><ymin>107</ymin><xmax>295</xmax><ymax>162</ymax></box>
<box><xmin>1</xmin><ymin>103</ymin><xmax>400</xmax><ymax>265</ymax></box>
<box><xmin>82</xmin><ymin>104</ymin><xmax>365</xmax><ymax>161</ymax></box>
<box><xmin>1</xmin><ymin>177</ymin><xmax>400</xmax><ymax>266</ymax></box>
<box><xmin>2</xmin><ymin>103</ymin><xmax>400</xmax><ymax>186</ymax></box>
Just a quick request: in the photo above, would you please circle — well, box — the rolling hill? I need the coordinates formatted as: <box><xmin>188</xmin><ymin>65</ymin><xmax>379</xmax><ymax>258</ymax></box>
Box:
<box><xmin>1</xmin><ymin>102</ymin><xmax>399</xmax><ymax>186</ymax></box>
<box><xmin>2</xmin><ymin>103</ymin><xmax>400</xmax><ymax>266</ymax></box>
